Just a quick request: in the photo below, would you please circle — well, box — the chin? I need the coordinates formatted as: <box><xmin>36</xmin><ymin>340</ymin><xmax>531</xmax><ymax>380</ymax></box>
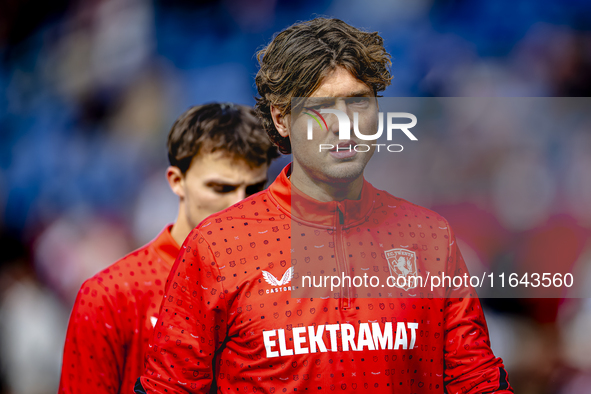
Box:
<box><xmin>321</xmin><ymin>161</ymin><xmax>366</xmax><ymax>183</ymax></box>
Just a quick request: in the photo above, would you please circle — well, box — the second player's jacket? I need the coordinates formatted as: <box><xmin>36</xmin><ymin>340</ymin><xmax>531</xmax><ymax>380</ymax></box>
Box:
<box><xmin>59</xmin><ymin>225</ymin><xmax>180</xmax><ymax>394</ymax></box>
<box><xmin>138</xmin><ymin>165</ymin><xmax>512</xmax><ymax>393</ymax></box>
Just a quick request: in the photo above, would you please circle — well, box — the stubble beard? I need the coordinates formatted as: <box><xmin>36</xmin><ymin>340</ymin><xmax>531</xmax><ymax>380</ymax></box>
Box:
<box><xmin>295</xmin><ymin>152</ymin><xmax>368</xmax><ymax>187</ymax></box>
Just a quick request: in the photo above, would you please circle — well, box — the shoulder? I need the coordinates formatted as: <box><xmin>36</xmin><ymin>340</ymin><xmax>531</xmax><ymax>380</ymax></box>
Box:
<box><xmin>181</xmin><ymin>190</ymin><xmax>286</xmax><ymax>258</ymax></box>
<box><xmin>196</xmin><ymin>189</ymin><xmax>280</xmax><ymax>231</ymax></box>
<box><xmin>370</xmin><ymin>185</ymin><xmax>450</xmax><ymax>228</ymax></box>
<box><xmin>77</xmin><ymin>241</ymin><xmax>163</xmax><ymax>305</ymax></box>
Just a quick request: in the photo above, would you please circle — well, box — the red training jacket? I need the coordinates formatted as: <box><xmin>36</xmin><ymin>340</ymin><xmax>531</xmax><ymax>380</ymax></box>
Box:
<box><xmin>138</xmin><ymin>165</ymin><xmax>512</xmax><ymax>393</ymax></box>
<box><xmin>59</xmin><ymin>225</ymin><xmax>180</xmax><ymax>394</ymax></box>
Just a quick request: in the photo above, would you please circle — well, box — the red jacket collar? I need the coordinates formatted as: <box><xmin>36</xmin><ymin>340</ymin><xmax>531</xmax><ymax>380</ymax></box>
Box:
<box><xmin>148</xmin><ymin>225</ymin><xmax>181</xmax><ymax>267</ymax></box>
<box><xmin>268</xmin><ymin>164</ymin><xmax>378</xmax><ymax>229</ymax></box>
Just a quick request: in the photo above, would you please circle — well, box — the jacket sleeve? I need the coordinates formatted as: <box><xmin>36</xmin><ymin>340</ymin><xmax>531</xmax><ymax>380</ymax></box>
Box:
<box><xmin>138</xmin><ymin>229</ymin><xmax>228</xmax><ymax>394</ymax></box>
<box><xmin>59</xmin><ymin>278</ymin><xmax>126</xmax><ymax>393</ymax></box>
<box><xmin>443</xmin><ymin>224</ymin><xmax>513</xmax><ymax>394</ymax></box>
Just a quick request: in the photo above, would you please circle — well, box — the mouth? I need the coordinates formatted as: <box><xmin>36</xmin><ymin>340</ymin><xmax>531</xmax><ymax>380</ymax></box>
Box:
<box><xmin>328</xmin><ymin>140</ymin><xmax>358</xmax><ymax>159</ymax></box>
<box><xmin>330</xmin><ymin>140</ymin><xmax>357</xmax><ymax>152</ymax></box>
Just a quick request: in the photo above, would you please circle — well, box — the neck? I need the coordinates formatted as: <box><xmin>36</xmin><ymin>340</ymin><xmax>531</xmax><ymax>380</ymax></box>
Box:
<box><xmin>290</xmin><ymin>163</ymin><xmax>364</xmax><ymax>202</ymax></box>
<box><xmin>170</xmin><ymin>203</ymin><xmax>192</xmax><ymax>246</ymax></box>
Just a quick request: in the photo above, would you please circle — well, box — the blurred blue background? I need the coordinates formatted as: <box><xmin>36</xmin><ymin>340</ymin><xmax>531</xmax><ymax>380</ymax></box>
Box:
<box><xmin>1</xmin><ymin>0</ymin><xmax>591</xmax><ymax>393</ymax></box>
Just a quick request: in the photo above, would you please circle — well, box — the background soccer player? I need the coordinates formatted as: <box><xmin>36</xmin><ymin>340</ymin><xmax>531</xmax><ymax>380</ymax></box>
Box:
<box><xmin>136</xmin><ymin>19</ymin><xmax>513</xmax><ymax>393</ymax></box>
<box><xmin>58</xmin><ymin>103</ymin><xmax>278</xmax><ymax>394</ymax></box>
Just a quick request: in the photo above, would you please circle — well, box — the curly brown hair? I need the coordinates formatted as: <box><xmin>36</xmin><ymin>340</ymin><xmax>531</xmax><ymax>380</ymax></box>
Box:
<box><xmin>255</xmin><ymin>18</ymin><xmax>392</xmax><ymax>154</ymax></box>
<box><xmin>167</xmin><ymin>103</ymin><xmax>279</xmax><ymax>173</ymax></box>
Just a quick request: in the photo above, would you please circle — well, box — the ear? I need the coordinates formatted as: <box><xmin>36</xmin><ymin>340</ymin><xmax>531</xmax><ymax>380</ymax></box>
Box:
<box><xmin>270</xmin><ymin>105</ymin><xmax>289</xmax><ymax>138</ymax></box>
<box><xmin>166</xmin><ymin>166</ymin><xmax>185</xmax><ymax>199</ymax></box>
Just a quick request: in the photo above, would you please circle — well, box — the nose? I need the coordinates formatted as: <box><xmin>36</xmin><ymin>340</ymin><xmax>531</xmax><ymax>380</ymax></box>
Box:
<box><xmin>328</xmin><ymin>100</ymin><xmax>350</xmax><ymax>136</ymax></box>
<box><xmin>328</xmin><ymin>117</ymin><xmax>340</xmax><ymax>135</ymax></box>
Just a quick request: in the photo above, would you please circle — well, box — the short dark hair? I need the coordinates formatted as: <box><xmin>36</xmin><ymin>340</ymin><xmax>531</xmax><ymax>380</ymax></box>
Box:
<box><xmin>255</xmin><ymin>18</ymin><xmax>392</xmax><ymax>154</ymax></box>
<box><xmin>167</xmin><ymin>103</ymin><xmax>279</xmax><ymax>173</ymax></box>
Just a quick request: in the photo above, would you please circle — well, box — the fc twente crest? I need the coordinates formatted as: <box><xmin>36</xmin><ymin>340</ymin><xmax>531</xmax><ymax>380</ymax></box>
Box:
<box><xmin>385</xmin><ymin>248</ymin><xmax>418</xmax><ymax>291</ymax></box>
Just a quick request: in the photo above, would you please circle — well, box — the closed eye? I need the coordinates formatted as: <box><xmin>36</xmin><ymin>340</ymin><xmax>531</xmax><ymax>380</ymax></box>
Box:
<box><xmin>346</xmin><ymin>97</ymin><xmax>371</xmax><ymax>107</ymax></box>
<box><xmin>306</xmin><ymin>104</ymin><xmax>331</xmax><ymax>112</ymax></box>
<box><xmin>305</xmin><ymin>99</ymin><xmax>334</xmax><ymax>112</ymax></box>
<box><xmin>208</xmin><ymin>183</ymin><xmax>238</xmax><ymax>194</ymax></box>
<box><xmin>245</xmin><ymin>180</ymin><xmax>267</xmax><ymax>197</ymax></box>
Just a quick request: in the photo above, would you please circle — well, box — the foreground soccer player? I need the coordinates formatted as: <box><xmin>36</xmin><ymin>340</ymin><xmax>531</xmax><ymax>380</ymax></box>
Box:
<box><xmin>136</xmin><ymin>19</ymin><xmax>513</xmax><ymax>393</ymax></box>
<box><xmin>58</xmin><ymin>103</ymin><xmax>278</xmax><ymax>394</ymax></box>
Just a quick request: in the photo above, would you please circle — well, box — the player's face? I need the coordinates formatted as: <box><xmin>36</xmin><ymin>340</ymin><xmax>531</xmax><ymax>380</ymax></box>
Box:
<box><xmin>288</xmin><ymin>67</ymin><xmax>378</xmax><ymax>185</ymax></box>
<box><xmin>181</xmin><ymin>151</ymin><xmax>268</xmax><ymax>228</ymax></box>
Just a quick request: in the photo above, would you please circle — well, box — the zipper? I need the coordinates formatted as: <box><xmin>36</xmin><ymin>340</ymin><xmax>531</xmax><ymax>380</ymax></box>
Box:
<box><xmin>335</xmin><ymin>204</ymin><xmax>351</xmax><ymax>309</ymax></box>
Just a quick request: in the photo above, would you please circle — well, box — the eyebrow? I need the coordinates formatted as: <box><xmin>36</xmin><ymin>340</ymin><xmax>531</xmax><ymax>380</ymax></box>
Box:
<box><xmin>304</xmin><ymin>98</ymin><xmax>334</xmax><ymax>106</ymax></box>
<box><xmin>205</xmin><ymin>178</ymin><xmax>268</xmax><ymax>187</ymax></box>
<box><xmin>347</xmin><ymin>88</ymin><xmax>373</xmax><ymax>97</ymax></box>
<box><xmin>304</xmin><ymin>89</ymin><xmax>374</xmax><ymax>106</ymax></box>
